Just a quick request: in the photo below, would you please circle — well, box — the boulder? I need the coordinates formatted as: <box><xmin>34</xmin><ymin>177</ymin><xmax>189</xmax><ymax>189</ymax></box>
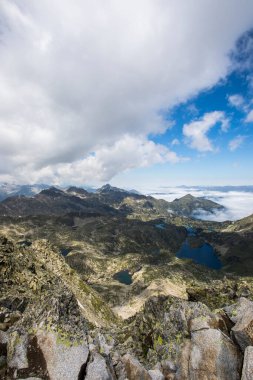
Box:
<box><xmin>189</xmin><ymin>314</ymin><xmax>228</xmax><ymax>335</ymax></box>
<box><xmin>160</xmin><ymin>359</ymin><xmax>177</xmax><ymax>379</ymax></box>
<box><xmin>37</xmin><ymin>331</ymin><xmax>89</xmax><ymax>380</ymax></box>
<box><xmin>232</xmin><ymin>302</ymin><xmax>253</xmax><ymax>351</ymax></box>
<box><xmin>176</xmin><ymin>340</ymin><xmax>191</xmax><ymax>380</ymax></box>
<box><xmin>148</xmin><ymin>368</ymin><xmax>165</xmax><ymax>380</ymax></box>
<box><xmin>224</xmin><ymin>298</ymin><xmax>253</xmax><ymax>324</ymax></box>
<box><xmin>85</xmin><ymin>353</ymin><xmax>115</xmax><ymax>380</ymax></box>
<box><xmin>241</xmin><ymin>346</ymin><xmax>253</xmax><ymax>380</ymax></box>
<box><xmin>7</xmin><ymin>332</ymin><xmax>28</xmax><ymax>370</ymax></box>
<box><xmin>123</xmin><ymin>354</ymin><xmax>152</xmax><ymax>380</ymax></box>
<box><xmin>177</xmin><ymin>329</ymin><xmax>242</xmax><ymax>380</ymax></box>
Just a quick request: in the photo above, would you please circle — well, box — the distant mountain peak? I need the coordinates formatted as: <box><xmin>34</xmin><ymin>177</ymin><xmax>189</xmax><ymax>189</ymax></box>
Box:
<box><xmin>98</xmin><ymin>184</ymin><xmax>127</xmax><ymax>193</ymax></box>
<box><xmin>167</xmin><ymin>193</ymin><xmax>225</xmax><ymax>218</ymax></box>
<box><xmin>66</xmin><ymin>186</ymin><xmax>88</xmax><ymax>195</ymax></box>
<box><xmin>40</xmin><ymin>187</ymin><xmax>64</xmax><ymax>197</ymax></box>
<box><xmin>176</xmin><ymin>194</ymin><xmax>194</xmax><ymax>200</ymax></box>
<box><xmin>97</xmin><ymin>184</ymin><xmax>140</xmax><ymax>195</ymax></box>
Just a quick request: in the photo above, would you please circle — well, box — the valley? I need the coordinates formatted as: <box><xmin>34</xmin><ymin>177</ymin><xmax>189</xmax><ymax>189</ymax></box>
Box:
<box><xmin>1</xmin><ymin>185</ymin><xmax>253</xmax><ymax>379</ymax></box>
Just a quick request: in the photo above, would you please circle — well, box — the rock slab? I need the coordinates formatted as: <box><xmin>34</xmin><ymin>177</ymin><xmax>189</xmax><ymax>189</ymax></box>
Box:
<box><xmin>241</xmin><ymin>346</ymin><xmax>253</xmax><ymax>380</ymax></box>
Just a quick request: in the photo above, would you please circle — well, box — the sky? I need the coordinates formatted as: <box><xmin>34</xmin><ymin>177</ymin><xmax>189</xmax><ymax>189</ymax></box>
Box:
<box><xmin>0</xmin><ymin>1</ymin><xmax>253</xmax><ymax>189</ymax></box>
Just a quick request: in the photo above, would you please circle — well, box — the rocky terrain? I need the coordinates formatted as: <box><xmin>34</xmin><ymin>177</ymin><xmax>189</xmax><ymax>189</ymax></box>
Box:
<box><xmin>1</xmin><ymin>185</ymin><xmax>253</xmax><ymax>379</ymax></box>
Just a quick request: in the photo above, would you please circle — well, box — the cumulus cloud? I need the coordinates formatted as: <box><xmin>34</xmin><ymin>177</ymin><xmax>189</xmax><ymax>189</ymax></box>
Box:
<box><xmin>245</xmin><ymin>109</ymin><xmax>253</xmax><ymax>122</ymax></box>
<box><xmin>228</xmin><ymin>135</ymin><xmax>246</xmax><ymax>151</ymax></box>
<box><xmin>0</xmin><ymin>1</ymin><xmax>253</xmax><ymax>183</ymax></box>
<box><xmin>183</xmin><ymin>111</ymin><xmax>229</xmax><ymax>152</ymax></box>
<box><xmin>171</xmin><ymin>138</ymin><xmax>180</xmax><ymax>146</ymax></box>
<box><xmin>19</xmin><ymin>135</ymin><xmax>184</xmax><ymax>185</ymax></box>
<box><xmin>228</xmin><ymin>94</ymin><xmax>253</xmax><ymax>123</ymax></box>
<box><xmin>228</xmin><ymin>94</ymin><xmax>245</xmax><ymax>109</ymax></box>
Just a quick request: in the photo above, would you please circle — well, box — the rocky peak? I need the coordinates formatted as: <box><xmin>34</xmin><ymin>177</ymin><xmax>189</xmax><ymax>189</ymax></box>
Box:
<box><xmin>66</xmin><ymin>186</ymin><xmax>89</xmax><ymax>196</ymax></box>
<box><xmin>176</xmin><ymin>194</ymin><xmax>194</xmax><ymax>201</ymax></box>
<box><xmin>39</xmin><ymin>187</ymin><xmax>64</xmax><ymax>197</ymax></box>
<box><xmin>97</xmin><ymin>184</ymin><xmax>125</xmax><ymax>193</ymax></box>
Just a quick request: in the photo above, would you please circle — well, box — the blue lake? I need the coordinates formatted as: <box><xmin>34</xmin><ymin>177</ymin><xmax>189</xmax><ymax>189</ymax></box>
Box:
<box><xmin>176</xmin><ymin>226</ymin><xmax>222</xmax><ymax>270</ymax></box>
<box><xmin>113</xmin><ymin>270</ymin><xmax>133</xmax><ymax>285</ymax></box>
<box><xmin>60</xmin><ymin>248</ymin><xmax>71</xmax><ymax>257</ymax></box>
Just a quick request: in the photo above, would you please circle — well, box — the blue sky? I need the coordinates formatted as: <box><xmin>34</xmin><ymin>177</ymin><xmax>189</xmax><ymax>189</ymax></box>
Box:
<box><xmin>113</xmin><ymin>57</ymin><xmax>253</xmax><ymax>189</ymax></box>
<box><xmin>0</xmin><ymin>1</ymin><xmax>253</xmax><ymax>188</ymax></box>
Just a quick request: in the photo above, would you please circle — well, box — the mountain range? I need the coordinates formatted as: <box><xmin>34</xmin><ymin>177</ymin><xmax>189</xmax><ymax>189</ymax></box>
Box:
<box><xmin>1</xmin><ymin>184</ymin><xmax>253</xmax><ymax>379</ymax></box>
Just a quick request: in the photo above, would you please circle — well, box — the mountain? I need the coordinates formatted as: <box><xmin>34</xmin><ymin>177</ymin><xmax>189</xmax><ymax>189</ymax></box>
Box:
<box><xmin>225</xmin><ymin>213</ymin><xmax>253</xmax><ymax>233</ymax></box>
<box><xmin>66</xmin><ymin>186</ymin><xmax>89</xmax><ymax>197</ymax></box>
<box><xmin>1</xmin><ymin>185</ymin><xmax>253</xmax><ymax>378</ymax></box>
<box><xmin>203</xmin><ymin>213</ymin><xmax>253</xmax><ymax>275</ymax></box>
<box><xmin>0</xmin><ymin>187</ymin><xmax>116</xmax><ymax>217</ymax></box>
<box><xmin>96</xmin><ymin>184</ymin><xmax>145</xmax><ymax>205</ymax></box>
<box><xmin>0</xmin><ymin>183</ymin><xmax>226</xmax><ymax>220</ymax></box>
<box><xmin>0</xmin><ymin>183</ymin><xmax>50</xmax><ymax>201</ymax></box>
<box><xmin>167</xmin><ymin>193</ymin><xmax>225</xmax><ymax>217</ymax></box>
<box><xmin>97</xmin><ymin>184</ymin><xmax>140</xmax><ymax>195</ymax></box>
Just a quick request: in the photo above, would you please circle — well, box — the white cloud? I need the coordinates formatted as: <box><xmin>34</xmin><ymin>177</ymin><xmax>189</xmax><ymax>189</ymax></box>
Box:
<box><xmin>228</xmin><ymin>94</ymin><xmax>245</xmax><ymax>108</ymax></box>
<box><xmin>0</xmin><ymin>1</ymin><xmax>253</xmax><ymax>183</ymax></box>
<box><xmin>14</xmin><ymin>135</ymin><xmax>185</xmax><ymax>185</ymax></box>
<box><xmin>245</xmin><ymin>109</ymin><xmax>253</xmax><ymax>122</ymax></box>
<box><xmin>183</xmin><ymin>111</ymin><xmax>229</xmax><ymax>152</ymax></box>
<box><xmin>171</xmin><ymin>138</ymin><xmax>180</xmax><ymax>146</ymax></box>
<box><xmin>229</xmin><ymin>135</ymin><xmax>245</xmax><ymax>151</ymax></box>
<box><xmin>151</xmin><ymin>187</ymin><xmax>253</xmax><ymax>221</ymax></box>
<box><xmin>187</xmin><ymin>104</ymin><xmax>199</xmax><ymax>116</ymax></box>
<box><xmin>57</xmin><ymin>136</ymin><xmax>185</xmax><ymax>184</ymax></box>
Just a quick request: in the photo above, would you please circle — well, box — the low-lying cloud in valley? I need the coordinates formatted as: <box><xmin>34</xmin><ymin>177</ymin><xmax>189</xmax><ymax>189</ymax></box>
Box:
<box><xmin>150</xmin><ymin>187</ymin><xmax>253</xmax><ymax>221</ymax></box>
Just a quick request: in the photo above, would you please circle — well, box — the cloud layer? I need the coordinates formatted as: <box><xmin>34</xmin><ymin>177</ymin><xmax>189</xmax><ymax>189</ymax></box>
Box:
<box><xmin>1</xmin><ymin>0</ymin><xmax>253</xmax><ymax>183</ymax></box>
<box><xmin>150</xmin><ymin>186</ymin><xmax>253</xmax><ymax>221</ymax></box>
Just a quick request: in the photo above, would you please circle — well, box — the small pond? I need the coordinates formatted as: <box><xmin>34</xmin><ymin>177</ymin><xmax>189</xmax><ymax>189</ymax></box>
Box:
<box><xmin>176</xmin><ymin>226</ymin><xmax>222</xmax><ymax>270</ymax></box>
<box><xmin>60</xmin><ymin>248</ymin><xmax>71</xmax><ymax>257</ymax></box>
<box><xmin>17</xmin><ymin>240</ymin><xmax>32</xmax><ymax>247</ymax></box>
<box><xmin>113</xmin><ymin>269</ymin><xmax>133</xmax><ymax>285</ymax></box>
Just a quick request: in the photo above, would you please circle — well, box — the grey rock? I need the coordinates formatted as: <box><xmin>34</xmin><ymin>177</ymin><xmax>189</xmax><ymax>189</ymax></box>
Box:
<box><xmin>7</xmin><ymin>332</ymin><xmax>28</xmax><ymax>370</ymax></box>
<box><xmin>37</xmin><ymin>331</ymin><xmax>89</xmax><ymax>380</ymax></box>
<box><xmin>123</xmin><ymin>354</ymin><xmax>152</xmax><ymax>380</ymax></box>
<box><xmin>189</xmin><ymin>314</ymin><xmax>227</xmax><ymax>334</ymax></box>
<box><xmin>160</xmin><ymin>359</ymin><xmax>177</xmax><ymax>379</ymax></box>
<box><xmin>95</xmin><ymin>332</ymin><xmax>115</xmax><ymax>356</ymax></box>
<box><xmin>177</xmin><ymin>329</ymin><xmax>242</xmax><ymax>380</ymax></box>
<box><xmin>148</xmin><ymin>369</ymin><xmax>165</xmax><ymax>380</ymax></box>
<box><xmin>224</xmin><ymin>298</ymin><xmax>253</xmax><ymax>324</ymax></box>
<box><xmin>85</xmin><ymin>353</ymin><xmax>115</xmax><ymax>380</ymax></box>
<box><xmin>232</xmin><ymin>303</ymin><xmax>253</xmax><ymax>351</ymax></box>
<box><xmin>241</xmin><ymin>346</ymin><xmax>253</xmax><ymax>380</ymax></box>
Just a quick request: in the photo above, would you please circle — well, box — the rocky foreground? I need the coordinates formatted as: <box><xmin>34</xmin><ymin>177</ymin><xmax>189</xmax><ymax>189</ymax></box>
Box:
<box><xmin>1</xmin><ymin>236</ymin><xmax>253</xmax><ymax>380</ymax></box>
